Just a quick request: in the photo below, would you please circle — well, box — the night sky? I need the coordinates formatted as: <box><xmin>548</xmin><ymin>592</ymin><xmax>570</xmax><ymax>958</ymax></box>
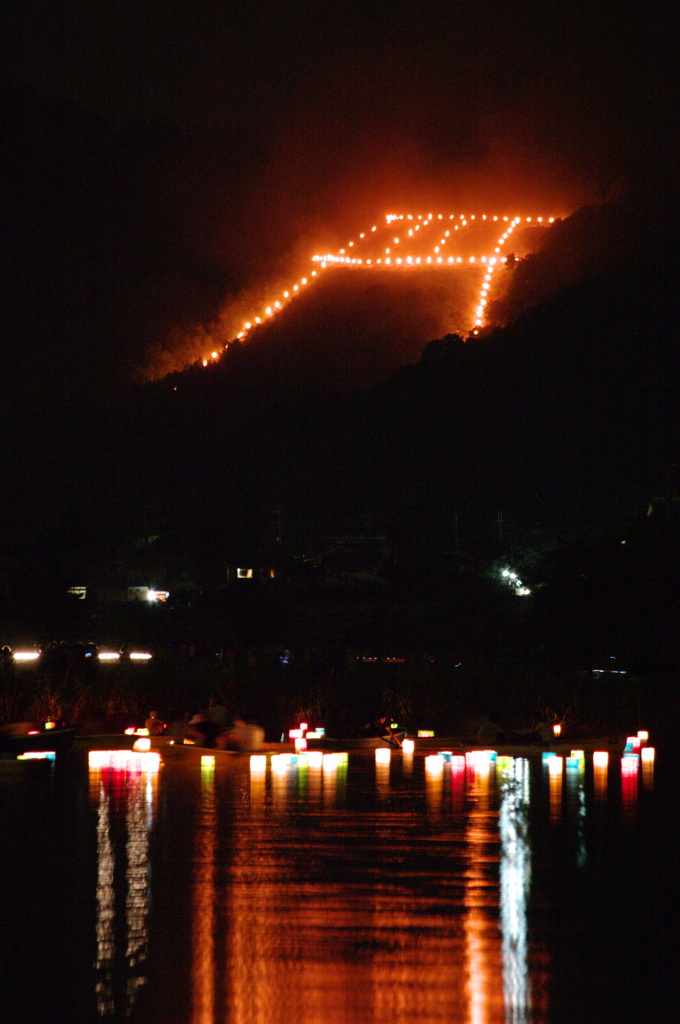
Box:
<box><xmin>4</xmin><ymin>3</ymin><xmax>676</xmax><ymax>286</ymax></box>
<box><xmin>1</xmin><ymin>2</ymin><xmax>679</xmax><ymax>536</ymax></box>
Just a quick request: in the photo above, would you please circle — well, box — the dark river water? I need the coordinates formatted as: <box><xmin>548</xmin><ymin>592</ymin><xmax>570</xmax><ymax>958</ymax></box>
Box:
<box><xmin>0</xmin><ymin>744</ymin><xmax>675</xmax><ymax>1024</ymax></box>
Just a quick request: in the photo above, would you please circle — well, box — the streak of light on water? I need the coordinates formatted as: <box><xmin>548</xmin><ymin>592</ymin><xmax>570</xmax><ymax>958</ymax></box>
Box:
<box><xmin>0</xmin><ymin>747</ymin><xmax>673</xmax><ymax>1024</ymax></box>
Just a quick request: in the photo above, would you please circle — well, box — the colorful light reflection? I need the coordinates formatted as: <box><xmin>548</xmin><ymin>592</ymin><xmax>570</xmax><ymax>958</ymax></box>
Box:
<box><xmin>88</xmin><ymin>749</ymin><xmax>161</xmax><ymax>773</ymax></box>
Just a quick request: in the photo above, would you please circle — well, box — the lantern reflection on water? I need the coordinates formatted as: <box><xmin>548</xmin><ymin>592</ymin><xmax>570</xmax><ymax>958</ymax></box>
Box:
<box><xmin>641</xmin><ymin>747</ymin><xmax>655</xmax><ymax>789</ymax></box>
<box><xmin>88</xmin><ymin>747</ymin><xmax>159</xmax><ymax>1018</ymax></box>
<box><xmin>499</xmin><ymin>758</ymin><xmax>532</xmax><ymax>1020</ymax></box>
<box><xmin>88</xmin><ymin>749</ymin><xmax>161</xmax><ymax>773</ymax></box>
<box><xmin>593</xmin><ymin>751</ymin><xmax>609</xmax><ymax>801</ymax></box>
<box><xmin>547</xmin><ymin>756</ymin><xmax>563</xmax><ymax>821</ymax></box>
<box><xmin>450</xmin><ymin>754</ymin><xmax>466</xmax><ymax>812</ymax></box>
<box><xmin>424</xmin><ymin>754</ymin><xmax>444</xmax><ymax>815</ymax></box>
<box><xmin>465</xmin><ymin>749</ymin><xmax>496</xmax><ymax>768</ymax></box>
<box><xmin>375</xmin><ymin>747</ymin><xmax>391</xmax><ymax>798</ymax></box>
<box><xmin>425</xmin><ymin>753</ymin><xmax>444</xmax><ymax>773</ymax></box>
<box><xmin>621</xmin><ymin>754</ymin><xmax>640</xmax><ymax>822</ymax></box>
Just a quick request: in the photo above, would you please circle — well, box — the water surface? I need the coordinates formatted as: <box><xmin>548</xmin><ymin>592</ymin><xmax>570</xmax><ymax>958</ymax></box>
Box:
<box><xmin>0</xmin><ymin>746</ymin><xmax>673</xmax><ymax>1023</ymax></box>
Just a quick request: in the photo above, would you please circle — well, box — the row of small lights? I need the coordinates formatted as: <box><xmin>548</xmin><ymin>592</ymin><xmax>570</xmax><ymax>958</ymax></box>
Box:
<box><xmin>21</xmin><ymin>734</ymin><xmax>654</xmax><ymax>774</ymax></box>
<box><xmin>199</xmin><ymin>213</ymin><xmax>556</xmax><ymax>367</ymax></box>
<box><xmin>11</xmin><ymin>650</ymin><xmax>152</xmax><ymax>662</ymax></box>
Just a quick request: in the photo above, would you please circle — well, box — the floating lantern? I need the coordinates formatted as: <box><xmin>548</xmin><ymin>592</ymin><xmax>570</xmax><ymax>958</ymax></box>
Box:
<box><xmin>465</xmin><ymin>749</ymin><xmax>494</xmax><ymax>768</ymax></box>
<box><xmin>295</xmin><ymin>737</ymin><xmax>307</xmax><ymax>753</ymax></box>
<box><xmin>308</xmin><ymin>751</ymin><xmax>323</xmax><ymax>768</ymax></box>
<box><xmin>375</xmin><ymin>748</ymin><xmax>391</xmax><ymax>765</ymax></box>
<box><xmin>593</xmin><ymin>760</ymin><xmax>608</xmax><ymax>800</ymax></box>
<box><xmin>542</xmin><ymin>751</ymin><xmax>557</xmax><ymax>761</ymax></box>
<box><xmin>641</xmin><ymin>748</ymin><xmax>655</xmax><ymax>790</ymax></box>
<box><xmin>637</xmin><ymin>730</ymin><xmax>649</xmax><ymax>743</ymax></box>
<box><xmin>44</xmin><ymin>721</ymin><xmax>56</xmax><ymax>730</ymax></box>
<box><xmin>553</xmin><ymin>724</ymin><xmax>562</xmax><ymax>737</ymax></box>
<box><xmin>323</xmin><ymin>752</ymin><xmax>346</xmax><ymax>773</ymax></box>
<box><xmin>438</xmin><ymin>750</ymin><xmax>453</xmax><ymax>761</ymax></box>
<box><xmin>250</xmin><ymin>755</ymin><xmax>267</xmax><ymax>772</ymax></box>
<box><xmin>401</xmin><ymin>738</ymin><xmax>415</xmax><ymax>754</ymax></box>
<box><xmin>87</xmin><ymin>749</ymin><xmax>160</xmax><ymax>772</ymax></box>
<box><xmin>593</xmin><ymin>751</ymin><xmax>609</xmax><ymax>767</ymax></box>
<box><xmin>425</xmin><ymin>754</ymin><xmax>444</xmax><ymax>773</ymax></box>
<box><xmin>133</xmin><ymin>737</ymin><xmax>151</xmax><ymax>752</ymax></box>
<box><xmin>418</xmin><ymin>730</ymin><xmax>434</xmax><ymax>738</ymax></box>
